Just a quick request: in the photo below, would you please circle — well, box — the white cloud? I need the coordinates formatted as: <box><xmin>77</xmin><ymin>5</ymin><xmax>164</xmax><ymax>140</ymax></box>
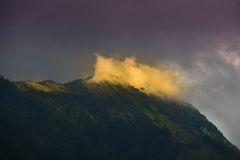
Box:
<box><xmin>217</xmin><ymin>47</ymin><xmax>240</xmax><ymax>70</ymax></box>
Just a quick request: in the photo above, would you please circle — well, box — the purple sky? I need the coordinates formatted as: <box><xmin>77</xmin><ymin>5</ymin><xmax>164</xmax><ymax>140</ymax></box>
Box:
<box><xmin>1</xmin><ymin>0</ymin><xmax>240</xmax><ymax>148</ymax></box>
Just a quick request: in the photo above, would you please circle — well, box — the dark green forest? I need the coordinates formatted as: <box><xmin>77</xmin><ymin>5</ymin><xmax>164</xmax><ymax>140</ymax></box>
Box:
<box><xmin>0</xmin><ymin>76</ymin><xmax>239</xmax><ymax>160</ymax></box>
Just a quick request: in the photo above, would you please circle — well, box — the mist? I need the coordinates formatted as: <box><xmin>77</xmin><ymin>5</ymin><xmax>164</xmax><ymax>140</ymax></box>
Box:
<box><xmin>89</xmin><ymin>54</ymin><xmax>182</xmax><ymax>97</ymax></box>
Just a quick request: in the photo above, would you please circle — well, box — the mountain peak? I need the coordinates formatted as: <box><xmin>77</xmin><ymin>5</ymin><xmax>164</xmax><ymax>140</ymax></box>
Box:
<box><xmin>0</xmin><ymin>76</ymin><xmax>239</xmax><ymax>159</ymax></box>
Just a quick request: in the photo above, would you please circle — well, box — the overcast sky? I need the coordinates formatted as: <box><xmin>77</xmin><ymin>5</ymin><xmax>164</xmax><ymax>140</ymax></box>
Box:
<box><xmin>1</xmin><ymin>0</ymin><xmax>240</xmax><ymax>148</ymax></box>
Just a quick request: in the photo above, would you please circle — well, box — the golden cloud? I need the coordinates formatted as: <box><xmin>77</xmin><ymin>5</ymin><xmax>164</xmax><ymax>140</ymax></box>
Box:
<box><xmin>88</xmin><ymin>54</ymin><xmax>182</xmax><ymax>97</ymax></box>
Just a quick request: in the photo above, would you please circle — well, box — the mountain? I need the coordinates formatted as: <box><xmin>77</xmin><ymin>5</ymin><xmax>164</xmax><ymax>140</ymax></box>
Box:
<box><xmin>0</xmin><ymin>75</ymin><xmax>239</xmax><ymax>160</ymax></box>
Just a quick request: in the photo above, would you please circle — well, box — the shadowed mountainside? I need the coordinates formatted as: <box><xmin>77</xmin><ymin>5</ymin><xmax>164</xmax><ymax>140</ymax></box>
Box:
<box><xmin>0</xmin><ymin>76</ymin><xmax>240</xmax><ymax>160</ymax></box>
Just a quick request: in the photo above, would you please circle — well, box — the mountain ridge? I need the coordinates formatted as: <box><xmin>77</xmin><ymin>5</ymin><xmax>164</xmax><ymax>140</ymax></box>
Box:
<box><xmin>0</xmin><ymin>76</ymin><xmax>239</xmax><ymax>160</ymax></box>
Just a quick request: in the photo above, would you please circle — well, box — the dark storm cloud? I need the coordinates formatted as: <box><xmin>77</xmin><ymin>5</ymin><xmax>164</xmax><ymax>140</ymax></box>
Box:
<box><xmin>2</xmin><ymin>0</ymin><xmax>240</xmax><ymax>32</ymax></box>
<box><xmin>1</xmin><ymin>0</ymin><xmax>240</xmax><ymax>148</ymax></box>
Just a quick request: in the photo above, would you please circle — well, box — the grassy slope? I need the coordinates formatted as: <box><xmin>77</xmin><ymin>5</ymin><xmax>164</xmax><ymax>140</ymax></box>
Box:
<box><xmin>0</xmin><ymin>77</ymin><xmax>239</xmax><ymax>160</ymax></box>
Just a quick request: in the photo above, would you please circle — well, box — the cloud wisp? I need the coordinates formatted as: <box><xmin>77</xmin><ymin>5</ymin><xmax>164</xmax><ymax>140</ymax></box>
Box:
<box><xmin>89</xmin><ymin>54</ymin><xmax>182</xmax><ymax>97</ymax></box>
<box><xmin>217</xmin><ymin>47</ymin><xmax>240</xmax><ymax>70</ymax></box>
